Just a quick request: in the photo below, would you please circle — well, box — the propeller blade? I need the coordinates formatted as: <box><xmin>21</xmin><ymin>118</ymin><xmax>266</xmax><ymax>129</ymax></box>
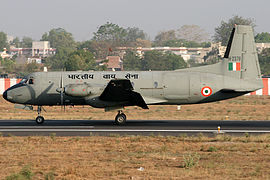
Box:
<box><xmin>60</xmin><ymin>74</ymin><xmax>64</xmax><ymax>110</ymax></box>
<box><xmin>60</xmin><ymin>74</ymin><xmax>63</xmax><ymax>88</ymax></box>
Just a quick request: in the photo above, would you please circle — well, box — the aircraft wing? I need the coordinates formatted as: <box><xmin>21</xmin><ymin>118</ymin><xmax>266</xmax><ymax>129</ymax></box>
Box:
<box><xmin>99</xmin><ymin>79</ymin><xmax>149</xmax><ymax>109</ymax></box>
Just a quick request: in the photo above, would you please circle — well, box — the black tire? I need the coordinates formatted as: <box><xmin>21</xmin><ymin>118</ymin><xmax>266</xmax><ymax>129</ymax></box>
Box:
<box><xmin>115</xmin><ymin>113</ymin><xmax>126</xmax><ymax>125</ymax></box>
<box><xmin>36</xmin><ymin>116</ymin><xmax>45</xmax><ymax>124</ymax></box>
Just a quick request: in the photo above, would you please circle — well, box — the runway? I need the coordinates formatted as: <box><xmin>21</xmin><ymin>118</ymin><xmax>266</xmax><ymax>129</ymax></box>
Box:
<box><xmin>0</xmin><ymin>119</ymin><xmax>270</xmax><ymax>136</ymax></box>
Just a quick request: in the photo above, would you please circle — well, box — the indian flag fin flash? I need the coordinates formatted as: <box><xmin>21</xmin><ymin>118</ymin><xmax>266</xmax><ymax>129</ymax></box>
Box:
<box><xmin>228</xmin><ymin>62</ymin><xmax>241</xmax><ymax>71</ymax></box>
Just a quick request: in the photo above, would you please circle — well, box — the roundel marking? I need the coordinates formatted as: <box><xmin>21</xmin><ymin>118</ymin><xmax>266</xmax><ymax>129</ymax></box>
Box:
<box><xmin>201</xmin><ymin>86</ymin><xmax>212</xmax><ymax>97</ymax></box>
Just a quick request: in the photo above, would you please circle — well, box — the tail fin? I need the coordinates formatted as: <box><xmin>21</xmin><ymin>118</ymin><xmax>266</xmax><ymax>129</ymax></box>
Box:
<box><xmin>223</xmin><ymin>25</ymin><xmax>261</xmax><ymax>80</ymax></box>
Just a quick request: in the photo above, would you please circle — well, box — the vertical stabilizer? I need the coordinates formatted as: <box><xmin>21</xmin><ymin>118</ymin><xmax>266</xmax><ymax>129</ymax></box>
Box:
<box><xmin>223</xmin><ymin>25</ymin><xmax>261</xmax><ymax>81</ymax></box>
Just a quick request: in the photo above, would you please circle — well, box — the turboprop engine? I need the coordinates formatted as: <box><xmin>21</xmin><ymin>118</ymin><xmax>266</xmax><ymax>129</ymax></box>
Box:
<box><xmin>63</xmin><ymin>83</ymin><xmax>102</xmax><ymax>97</ymax></box>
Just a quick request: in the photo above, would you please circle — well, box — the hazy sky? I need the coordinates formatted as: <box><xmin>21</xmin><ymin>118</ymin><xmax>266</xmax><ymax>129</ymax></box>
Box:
<box><xmin>1</xmin><ymin>0</ymin><xmax>270</xmax><ymax>41</ymax></box>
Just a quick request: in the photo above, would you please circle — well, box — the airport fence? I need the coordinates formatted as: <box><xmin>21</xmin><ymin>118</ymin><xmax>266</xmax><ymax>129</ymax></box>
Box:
<box><xmin>0</xmin><ymin>78</ymin><xmax>22</xmax><ymax>95</ymax></box>
<box><xmin>0</xmin><ymin>78</ymin><xmax>269</xmax><ymax>95</ymax></box>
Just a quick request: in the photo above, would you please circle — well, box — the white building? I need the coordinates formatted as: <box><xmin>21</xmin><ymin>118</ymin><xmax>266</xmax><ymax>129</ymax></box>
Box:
<box><xmin>256</xmin><ymin>43</ymin><xmax>270</xmax><ymax>53</ymax></box>
<box><xmin>32</xmin><ymin>41</ymin><xmax>56</xmax><ymax>57</ymax></box>
<box><xmin>0</xmin><ymin>48</ymin><xmax>12</xmax><ymax>59</ymax></box>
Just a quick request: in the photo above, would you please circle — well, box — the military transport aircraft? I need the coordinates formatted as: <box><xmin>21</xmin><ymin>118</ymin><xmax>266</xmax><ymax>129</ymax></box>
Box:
<box><xmin>3</xmin><ymin>25</ymin><xmax>263</xmax><ymax>125</ymax></box>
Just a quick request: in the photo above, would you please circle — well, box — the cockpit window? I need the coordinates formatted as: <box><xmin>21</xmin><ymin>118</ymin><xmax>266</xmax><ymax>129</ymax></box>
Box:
<box><xmin>29</xmin><ymin>78</ymin><xmax>34</xmax><ymax>84</ymax></box>
<box><xmin>20</xmin><ymin>78</ymin><xmax>28</xmax><ymax>84</ymax></box>
<box><xmin>20</xmin><ymin>76</ymin><xmax>34</xmax><ymax>84</ymax></box>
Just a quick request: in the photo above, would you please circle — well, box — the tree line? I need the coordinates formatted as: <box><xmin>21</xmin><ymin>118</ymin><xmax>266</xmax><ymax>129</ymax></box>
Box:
<box><xmin>1</xmin><ymin>16</ymin><xmax>270</xmax><ymax>75</ymax></box>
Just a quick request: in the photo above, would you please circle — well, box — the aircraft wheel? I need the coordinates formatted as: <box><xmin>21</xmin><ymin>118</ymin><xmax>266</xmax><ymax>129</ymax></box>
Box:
<box><xmin>36</xmin><ymin>116</ymin><xmax>45</xmax><ymax>124</ymax></box>
<box><xmin>115</xmin><ymin>113</ymin><xmax>126</xmax><ymax>125</ymax></box>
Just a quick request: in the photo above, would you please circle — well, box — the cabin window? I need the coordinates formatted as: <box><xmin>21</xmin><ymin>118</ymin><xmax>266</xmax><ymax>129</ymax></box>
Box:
<box><xmin>154</xmin><ymin>82</ymin><xmax>158</xmax><ymax>88</ymax></box>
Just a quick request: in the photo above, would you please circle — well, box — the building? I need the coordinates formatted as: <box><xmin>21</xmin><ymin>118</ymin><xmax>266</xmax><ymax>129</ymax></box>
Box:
<box><xmin>10</xmin><ymin>41</ymin><xmax>56</xmax><ymax>58</ymax></box>
<box><xmin>211</xmin><ymin>42</ymin><xmax>226</xmax><ymax>57</ymax></box>
<box><xmin>256</xmin><ymin>43</ymin><xmax>270</xmax><ymax>53</ymax></box>
<box><xmin>10</xmin><ymin>48</ymin><xmax>32</xmax><ymax>56</ymax></box>
<box><xmin>213</xmin><ymin>42</ymin><xmax>270</xmax><ymax>57</ymax></box>
<box><xmin>120</xmin><ymin>46</ymin><xmax>212</xmax><ymax>63</ymax></box>
<box><xmin>27</xmin><ymin>57</ymin><xmax>42</xmax><ymax>64</ymax></box>
<box><xmin>32</xmin><ymin>41</ymin><xmax>56</xmax><ymax>57</ymax></box>
<box><xmin>0</xmin><ymin>48</ymin><xmax>12</xmax><ymax>59</ymax></box>
<box><xmin>105</xmin><ymin>56</ymin><xmax>123</xmax><ymax>71</ymax></box>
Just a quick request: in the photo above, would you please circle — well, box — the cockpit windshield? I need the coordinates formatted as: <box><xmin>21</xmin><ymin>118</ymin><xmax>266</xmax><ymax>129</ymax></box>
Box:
<box><xmin>20</xmin><ymin>78</ymin><xmax>28</xmax><ymax>84</ymax></box>
<box><xmin>20</xmin><ymin>77</ymin><xmax>34</xmax><ymax>84</ymax></box>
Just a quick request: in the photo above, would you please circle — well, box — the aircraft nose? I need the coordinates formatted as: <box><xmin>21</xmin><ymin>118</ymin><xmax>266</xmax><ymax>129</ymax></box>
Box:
<box><xmin>3</xmin><ymin>90</ymin><xmax>7</xmax><ymax>100</ymax></box>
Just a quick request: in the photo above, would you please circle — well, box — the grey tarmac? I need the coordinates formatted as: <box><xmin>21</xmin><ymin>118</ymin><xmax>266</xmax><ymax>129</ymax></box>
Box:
<box><xmin>0</xmin><ymin>119</ymin><xmax>270</xmax><ymax>137</ymax></box>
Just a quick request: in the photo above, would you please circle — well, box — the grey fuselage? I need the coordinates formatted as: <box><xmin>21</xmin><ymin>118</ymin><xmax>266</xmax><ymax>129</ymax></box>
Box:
<box><xmin>3</xmin><ymin>67</ymin><xmax>262</xmax><ymax>108</ymax></box>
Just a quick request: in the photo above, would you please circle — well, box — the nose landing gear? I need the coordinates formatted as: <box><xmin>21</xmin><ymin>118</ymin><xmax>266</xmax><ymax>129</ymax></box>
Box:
<box><xmin>36</xmin><ymin>106</ymin><xmax>45</xmax><ymax>124</ymax></box>
<box><xmin>115</xmin><ymin>110</ymin><xmax>127</xmax><ymax>125</ymax></box>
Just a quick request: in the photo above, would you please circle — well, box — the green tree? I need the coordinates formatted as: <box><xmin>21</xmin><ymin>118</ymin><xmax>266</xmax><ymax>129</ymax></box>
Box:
<box><xmin>25</xmin><ymin>62</ymin><xmax>39</xmax><ymax>73</ymax></box>
<box><xmin>1</xmin><ymin>59</ymin><xmax>15</xmax><ymax>73</ymax></box>
<box><xmin>255</xmin><ymin>32</ymin><xmax>270</xmax><ymax>43</ymax></box>
<box><xmin>77</xmin><ymin>40</ymin><xmax>92</xmax><ymax>50</ymax></box>
<box><xmin>91</xmin><ymin>22</ymin><xmax>127</xmax><ymax>59</ymax></box>
<box><xmin>123</xmin><ymin>50</ymin><xmax>142</xmax><ymax>70</ymax></box>
<box><xmin>142</xmin><ymin>51</ymin><xmax>187</xmax><ymax>71</ymax></box>
<box><xmin>0</xmin><ymin>32</ymin><xmax>9</xmax><ymax>51</ymax></box>
<box><xmin>154</xmin><ymin>30</ymin><xmax>176</xmax><ymax>46</ymax></box>
<box><xmin>22</xmin><ymin>37</ymin><xmax>33</xmax><ymax>48</ymax></box>
<box><xmin>41</xmin><ymin>28</ymin><xmax>76</xmax><ymax>49</ymax></box>
<box><xmin>11</xmin><ymin>37</ymin><xmax>32</xmax><ymax>48</ymax></box>
<box><xmin>259</xmin><ymin>48</ymin><xmax>270</xmax><ymax>75</ymax></box>
<box><xmin>46</xmin><ymin>48</ymin><xmax>98</xmax><ymax>71</ymax></box>
<box><xmin>93</xmin><ymin>22</ymin><xmax>127</xmax><ymax>45</ymax></box>
<box><xmin>12</xmin><ymin>37</ymin><xmax>21</xmax><ymax>47</ymax></box>
<box><xmin>165</xmin><ymin>52</ymin><xmax>187</xmax><ymax>70</ymax></box>
<box><xmin>160</xmin><ymin>39</ymin><xmax>211</xmax><ymax>48</ymax></box>
<box><xmin>90</xmin><ymin>23</ymin><xmax>150</xmax><ymax>58</ymax></box>
<box><xmin>45</xmin><ymin>47</ymin><xmax>74</xmax><ymax>70</ymax></box>
<box><xmin>133</xmin><ymin>38</ymin><xmax>151</xmax><ymax>47</ymax></box>
<box><xmin>177</xmin><ymin>25</ymin><xmax>209</xmax><ymax>43</ymax></box>
<box><xmin>65</xmin><ymin>50</ymin><xmax>96</xmax><ymax>71</ymax></box>
<box><xmin>214</xmin><ymin>15</ymin><xmax>255</xmax><ymax>45</ymax></box>
<box><xmin>126</xmin><ymin>27</ymin><xmax>147</xmax><ymax>44</ymax></box>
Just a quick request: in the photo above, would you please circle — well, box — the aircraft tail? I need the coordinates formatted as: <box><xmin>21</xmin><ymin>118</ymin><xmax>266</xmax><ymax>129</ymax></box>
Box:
<box><xmin>176</xmin><ymin>25</ymin><xmax>262</xmax><ymax>91</ymax></box>
<box><xmin>221</xmin><ymin>25</ymin><xmax>263</xmax><ymax>91</ymax></box>
<box><xmin>223</xmin><ymin>25</ymin><xmax>261</xmax><ymax>81</ymax></box>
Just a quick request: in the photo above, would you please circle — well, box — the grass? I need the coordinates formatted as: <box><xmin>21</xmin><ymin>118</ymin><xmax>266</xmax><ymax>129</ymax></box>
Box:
<box><xmin>207</xmin><ymin>146</ymin><xmax>218</xmax><ymax>152</ymax></box>
<box><xmin>5</xmin><ymin>165</ymin><xmax>33</xmax><ymax>180</ymax></box>
<box><xmin>0</xmin><ymin>135</ymin><xmax>270</xmax><ymax>179</ymax></box>
<box><xmin>1</xmin><ymin>96</ymin><xmax>270</xmax><ymax>178</ymax></box>
<box><xmin>181</xmin><ymin>153</ymin><xmax>200</xmax><ymax>169</ymax></box>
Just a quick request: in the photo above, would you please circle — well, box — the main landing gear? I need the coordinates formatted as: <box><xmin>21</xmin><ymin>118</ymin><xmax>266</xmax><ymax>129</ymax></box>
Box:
<box><xmin>34</xmin><ymin>106</ymin><xmax>127</xmax><ymax>125</ymax></box>
<box><xmin>36</xmin><ymin>106</ymin><xmax>45</xmax><ymax>124</ymax></box>
<box><xmin>115</xmin><ymin>110</ymin><xmax>126</xmax><ymax>125</ymax></box>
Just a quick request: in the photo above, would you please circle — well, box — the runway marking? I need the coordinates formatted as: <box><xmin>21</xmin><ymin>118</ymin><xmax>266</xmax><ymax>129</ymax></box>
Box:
<box><xmin>0</xmin><ymin>126</ymin><xmax>95</xmax><ymax>129</ymax></box>
<box><xmin>0</xmin><ymin>129</ymin><xmax>270</xmax><ymax>133</ymax></box>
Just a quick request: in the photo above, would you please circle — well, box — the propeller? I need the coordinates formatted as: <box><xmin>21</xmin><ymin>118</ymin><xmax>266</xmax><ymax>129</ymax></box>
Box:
<box><xmin>56</xmin><ymin>74</ymin><xmax>65</xmax><ymax>112</ymax></box>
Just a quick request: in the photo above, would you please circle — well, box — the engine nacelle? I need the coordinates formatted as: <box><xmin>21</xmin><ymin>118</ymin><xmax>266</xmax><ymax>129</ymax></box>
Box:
<box><xmin>64</xmin><ymin>83</ymin><xmax>104</xmax><ymax>97</ymax></box>
<box><xmin>64</xmin><ymin>84</ymin><xmax>91</xmax><ymax>97</ymax></box>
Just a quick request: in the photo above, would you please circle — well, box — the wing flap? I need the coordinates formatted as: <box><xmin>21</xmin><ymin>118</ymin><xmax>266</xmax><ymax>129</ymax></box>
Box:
<box><xmin>99</xmin><ymin>79</ymin><xmax>149</xmax><ymax>109</ymax></box>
